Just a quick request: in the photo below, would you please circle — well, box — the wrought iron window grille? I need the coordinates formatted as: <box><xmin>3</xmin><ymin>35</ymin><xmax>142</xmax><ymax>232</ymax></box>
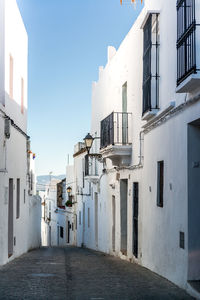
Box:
<box><xmin>142</xmin><ymin>13</ymin><xmax>160</xmax><ymax>115</ymax></box>
<box><xmin>177</xmin><ymin>0</ymin><xmax>200</xmax><ymax>85</ymax></box>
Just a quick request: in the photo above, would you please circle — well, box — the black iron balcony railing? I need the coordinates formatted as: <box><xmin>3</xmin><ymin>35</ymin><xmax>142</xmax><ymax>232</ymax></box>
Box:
<box><xmin>100</xmin><ymin>112</ymin><xmax>132</xmax><ymax>149</ymax></box>
<box><xmin>177</xmin><ymin>0</ymin><xmax>197</xmax><ymax>85</ymax></box>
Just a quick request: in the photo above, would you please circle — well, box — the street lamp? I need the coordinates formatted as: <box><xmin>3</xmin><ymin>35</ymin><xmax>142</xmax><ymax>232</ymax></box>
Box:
<box><xmin>67</xmin><ymin>186</ymin><xmax>72</xmax><ymax>196</ymax></box>
<box><xmin>66</xmin><ymin>186</ymin><xmax>77</xmax><ymax>206</ymax></box>
<box><xmin>83</xmin><ymin>133</ymin><xmax>102</xmax><ymax>161</ymax></box>
<box><xmin>84</xmin><ymin>133</ymin><xmax>94</xmax><ymax>154</ymax></box>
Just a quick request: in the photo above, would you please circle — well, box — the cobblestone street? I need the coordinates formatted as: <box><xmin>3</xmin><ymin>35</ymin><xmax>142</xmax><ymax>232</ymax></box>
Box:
<box><xmin>0</xmin><ymin>247</ymin><xmax>193</xmax><ymax>300</ymax></box>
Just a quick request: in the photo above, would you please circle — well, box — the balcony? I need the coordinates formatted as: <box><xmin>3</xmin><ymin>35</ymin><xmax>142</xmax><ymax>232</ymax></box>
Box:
<box><xmin>85</xmin><ymin>154</ymin><xmax>99</xmax><ymax>183</ymax></box>
<box><xmin>176</xmin><ymin>0</ymin><xmax>200</xmax><ymax>93</ymax></box>
<box><xmin>100</xmin><ymin>112</ymin><xmax>132</xmax><ymax>166</ymax></box>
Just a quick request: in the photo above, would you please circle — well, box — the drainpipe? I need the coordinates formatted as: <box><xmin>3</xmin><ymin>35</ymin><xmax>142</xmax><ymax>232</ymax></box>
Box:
<box><xmin>109</xmin><ymin>130</ymin><xmax>145</xmax><ymax>172</ymax></box>
<box><xmin>138</xmin><ymin>130</ymin><xmax>144</xmax><ymax>166</ymax></box>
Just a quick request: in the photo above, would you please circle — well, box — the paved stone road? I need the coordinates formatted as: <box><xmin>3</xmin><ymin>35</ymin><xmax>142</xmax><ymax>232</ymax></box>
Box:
<box><xmin>0</xmin><ymin>247</ymin><xmax>193</xmax><ymax>300</ymax></box>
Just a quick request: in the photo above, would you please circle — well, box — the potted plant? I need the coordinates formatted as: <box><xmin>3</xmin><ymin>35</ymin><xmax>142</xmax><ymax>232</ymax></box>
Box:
<box><xmin>65</xmin><ymin>200</ymin><xmax>72</xmax><ymax>207</ymax></box>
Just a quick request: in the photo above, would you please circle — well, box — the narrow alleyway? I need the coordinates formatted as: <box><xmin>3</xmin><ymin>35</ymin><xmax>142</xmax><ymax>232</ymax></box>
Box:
<box><xmin>0</xmin><ymin>247</ymin><xmax>193</xmax><ymax>300</ymax></box>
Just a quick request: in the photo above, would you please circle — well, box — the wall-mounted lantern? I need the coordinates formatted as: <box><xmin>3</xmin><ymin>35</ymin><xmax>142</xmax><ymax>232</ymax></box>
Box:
<box><xmin>83</xmin><ymin>133</ymin><xmax>102</xmax><ymax>160</ymax></box>
<box><xmin>66</xmin><ymin>186</ymin><xmax>77</xmax><ymax>207</ymax></box>
<box><xmin>67</xmin><ymin>186</ymin><xmax>72</xmax><ymax>195</ymax></box>
<box><xmin>84</xmin><ymin>133</ymin><xmax>94</xmax><ymax>154</ymax></box>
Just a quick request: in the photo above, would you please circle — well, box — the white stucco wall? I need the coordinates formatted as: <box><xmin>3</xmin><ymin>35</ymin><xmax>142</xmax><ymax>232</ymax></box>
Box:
<box><xmin>74</xmin><ymin>0</ymin><xmax>200</xmax><ymax>295</ymax></box>
<box><xmin>0</xmin><ymin>0</ymin><xmax>41</xmax><ymax>265</ymax></box>
<box><xmin>4</xmin><ymin>0</ymin><xmax>28</xmax><ymax>131</ymax></box>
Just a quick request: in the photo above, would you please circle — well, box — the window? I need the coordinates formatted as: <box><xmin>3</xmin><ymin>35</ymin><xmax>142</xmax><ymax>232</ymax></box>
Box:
<box><xmin>75</xmin><ymin>214</ymin><xmax>77</xmax><ymax>230</ymax></box>
<box><xmin>143</xmin><ymin>14</ymin><xmax>160</xmax><ymax>115</ymax></box>
<box><xmin>24</xmin><ymin>189</ymin><xmax>26</xmax><ymax>204</ymax></box>
<box><xmin>21</xmin><ymin>78</ymin><xmax>24</xmax><ymax>114</ymax></box>
<box><xmin>177</xmin><ymin>0</ymin><xmax>196</xmax><ymax>85</ymax></box>
<box><xmin>85</xmin><ymin>154</ymin><xmax>89</xmax><ymax>176</ymax></box>
<box><xmin>16</xmin><ymin>179</ymin><xmax>20</xmax><ymax>218</ymax></box>
<box><xmin>60</xmin><ymin>226</ymin><xmax>64</xmax><ymax>238</ymax></box>
<box><xmin>88</xmin><ymin>207</ymin><xmax>90</xmax><ymax>228</ymax></box>
<box><xmin>157</xmin><ymin>161</ymin><xmax>164</xmax><ymax>207</ymax></box>
<box><xmin>180</xmin><ymin>231</ymin><xmax>185</xmax><ymax>249</ymax></box>
<box><xmin>9</xmin><ymin>55</ymin><xmax>13</xmax><ymax>99</ymax></box>
<box><xmin>79</xmin><ymin>211</ymin><xmax>81</xmax><ymax>225</ymax></box>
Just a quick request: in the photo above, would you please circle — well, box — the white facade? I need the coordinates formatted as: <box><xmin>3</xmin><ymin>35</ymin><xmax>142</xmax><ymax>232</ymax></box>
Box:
<box><xmin>41</xmin><ymin>174</ymin><xmax>77</xmax><ymax>247</ymax></box>
<box><xmin>65</xmin><ymin>165</ymin><xmax>77</xmax><ymax>245</ymax></box>
<box><xmin>40</xmin><ymin>179</ymin><xmax>60</xmax><ymax>246</ymax></box>
<box><xmin>72</xmin><ymin>0</ymin><xmax>200</xmax><ymax>297</ymax></box>
<box><xmin>0</xmin><ymin>0</ymin><xmax>41</xmax><ymax>265</ymax></box>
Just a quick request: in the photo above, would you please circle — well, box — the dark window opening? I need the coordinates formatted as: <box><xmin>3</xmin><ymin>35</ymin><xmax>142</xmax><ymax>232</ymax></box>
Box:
<box><xmin>75</xmin><ymin>214</ymin><xmax>77</xmax><ymax>230</ymax></box>
<box><xmin>16</xmin><ymin>179</ymin><xmax>20</xmax><ymax>219</ymax></box>
<box><xmin>85</xmin><ymin>154</ymin><xmax>89</xmax><ymax>176</ymax></box>
<box><xmin>180</xmin><ymin>231</ymin><xmax>185</xmax><ymax>249</ymax></box>
<box><xmin>60</xmin><ymin>226</ymin><xmax>64</xmax><ymax>238</ymax></box>
<box><xmin>143</xmin><ymin>13</ymin><xmax>160</xmax><ymax>115</ymax></box>
<box><xmin>79</xmin><ymin>211</ymin><xmax>81</xmax><ymax>225</ymax></box>
<box><xmin>157</xmin><ymin>161</ymin><xmax>164</xmax><ymax>207</ymax></box>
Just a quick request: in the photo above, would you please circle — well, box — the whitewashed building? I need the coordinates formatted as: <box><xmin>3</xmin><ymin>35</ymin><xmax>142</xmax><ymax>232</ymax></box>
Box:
<box><xmin>0</xmin><ymin>0</ymin><xmax>41</xmax><ymax>265</ymax></box>
<box><xmin>41</xmin><ymin>172</ymin><xmax>77</xmax><ymax>247</ymax></box>
<box><xmin>65</xmin><ymin>164</ymin><xmax>77</xmax><ymax>245</ymax></box>
<box><xmin>40</xmin><ymin>178</ymin><xmax>60</xmax><ymax>246</ymax></box>
<box><xmin>72</xmin><ymin>0</ymin><xmax>200</xmax><ymax>297</ymax></box>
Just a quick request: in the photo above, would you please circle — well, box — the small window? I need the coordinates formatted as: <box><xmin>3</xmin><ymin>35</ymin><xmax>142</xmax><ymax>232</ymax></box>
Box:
<box><xmin>85</xmin><ymin>154</ymin><xmax>89</xmax><ymax>176</ymax></box>
<box><xmin>157</xmin><ymin>161</ymin><xmax>164</xmax><ymax>207</ymax></box>
<box><xmin>60</xmin><ymin>226</ymin><xmax>64</xmax><ymax>238</ymax></box>
<box><xmin>16</xmin><ymin>179</ymin><xmax>20</xmax><ymax>218</ymax></box>
<box><xmin>180</xmin><ymin>231</ymin><xmax>185</xmax><ymax>249</ymax></box>
<box><xmin>79</xmin><ymin>211</ymin><xmax>81</xmax><ymax>225</ymax></box>
<box><xmin>88</xmin><ymin>207</ymin><xmax>90</xmax><ymax>228</ymax></box>
<box><xmin>75</xmin><ymin>214</ymin><xmax>77</xmax><ymax>230</ymax></box>
<box><xmin>24</xmin><ymin>189</ymin><xmax>26</xmax><ymax>204</ymax></box>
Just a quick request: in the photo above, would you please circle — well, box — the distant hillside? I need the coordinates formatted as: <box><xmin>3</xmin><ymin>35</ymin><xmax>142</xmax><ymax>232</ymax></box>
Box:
<box><xmin>37</xmin><ymin>174</ymin><xmax>65</xmax><ymax>191</ymax></box>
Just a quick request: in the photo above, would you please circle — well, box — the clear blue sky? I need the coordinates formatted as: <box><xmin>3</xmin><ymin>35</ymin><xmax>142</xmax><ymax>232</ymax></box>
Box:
<box><xmin>16</xmin><ymin>0</ymin><xmax>143</xmax><ymax>176</ymax></box>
